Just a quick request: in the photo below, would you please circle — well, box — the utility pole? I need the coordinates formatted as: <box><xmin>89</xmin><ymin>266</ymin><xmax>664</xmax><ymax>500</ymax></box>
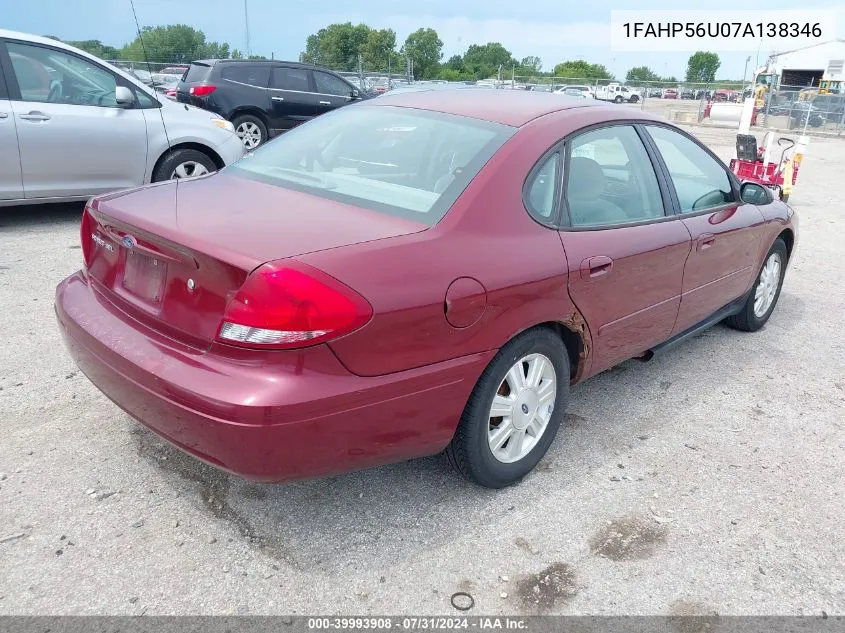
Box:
<box><xmin>243</xmin><ymin>0</ymin><xmax>251</xmax><ymax>57</ymax></box>
<box><xmin>743</xmin><ymin>55</ymin><xmax>751</xmax><ymax>93</ymax></box>
<box><xmin>358</xmin><ymin>53</ymin><xmax>364</xmax><ymax>88</ymax></box>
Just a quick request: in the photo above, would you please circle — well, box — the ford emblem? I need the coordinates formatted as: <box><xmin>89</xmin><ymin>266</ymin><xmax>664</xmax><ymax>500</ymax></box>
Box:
<box><xmin>121</xmin><ymin>235</ymin><xmax>136</xmax><ymax>249</ymax></box>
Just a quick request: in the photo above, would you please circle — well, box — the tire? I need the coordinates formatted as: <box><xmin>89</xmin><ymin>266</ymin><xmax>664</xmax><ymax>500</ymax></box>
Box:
<box><xmin>444</xmin><ymin>328</ymin><xmax>570</xmax><ymax>488</ymax></box>
<box><xmin>614</xmin><ymin>95</ymin><xmax>624</xmax><ymax>103</ymax></box>
<box><xmin>152</xmin><ymin>148</ymin><xmax>217</xmax><ymax>182</ymax></box>
<box><xmin>232</xmin><ymin>114</ymin><xmax>267</xmax><ymax>149</ymax></box>
<box><xmin>629</xmin><ymin>95</ymin><xmax>639</xmax><ymax>103</ymax></box>
<box><xmin>724</xmin><ymin>238</ymin><xmax>788</xmax><ymax>332</ymax></box>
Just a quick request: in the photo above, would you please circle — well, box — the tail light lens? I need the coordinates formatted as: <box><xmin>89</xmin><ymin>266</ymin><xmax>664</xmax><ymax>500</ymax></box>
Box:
<box><xmin>80</xmin><ymin>204</ymin><xmax>94</xmax><ymax>269</ymax></box>
<box><xmin>189</xmin><ymin>85</ymin><xmax>217</xmax><ymax>97</ymax></box>
<box><xmin>217</xmin><ymin>262</ymin><xmax>372</xmax><ymax>350</ymax></box>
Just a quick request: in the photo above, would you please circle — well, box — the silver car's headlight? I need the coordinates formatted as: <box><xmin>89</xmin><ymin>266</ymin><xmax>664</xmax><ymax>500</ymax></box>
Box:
<box><xmin>210</xmin><ymin>118</ymin><xmax>235</xmax><ymax>133</ymax></box>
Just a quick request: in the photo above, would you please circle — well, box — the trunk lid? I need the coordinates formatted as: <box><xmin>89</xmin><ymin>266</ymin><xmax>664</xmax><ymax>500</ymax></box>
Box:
<box><xmin>84</xmin><ymin>173</ymin><xmax>426</xmax><ymax>350</ymax></box>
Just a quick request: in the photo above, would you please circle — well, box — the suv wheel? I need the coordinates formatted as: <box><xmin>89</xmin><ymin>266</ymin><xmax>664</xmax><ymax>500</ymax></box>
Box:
<box><xmin>233</xmin><ymin>114</ymin><xmax>267</xmax><ymax>149</ymax></box>
<box><xmin>152</xmin><ymin>149</ymin><xmax>216</xmax><ymax>182</ymax></box>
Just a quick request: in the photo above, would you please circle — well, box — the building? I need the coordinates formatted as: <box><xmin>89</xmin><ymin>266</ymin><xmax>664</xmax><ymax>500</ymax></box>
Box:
<box><xmin>767</xmin><ymin>39</ymin><xmax>845</xmax><ymax>88</ymax></box>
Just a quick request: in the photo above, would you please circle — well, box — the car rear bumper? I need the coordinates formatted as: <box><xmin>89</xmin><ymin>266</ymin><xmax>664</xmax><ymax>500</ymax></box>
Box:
<box><xmin>55</xmin><ymin>271</ymin><xmax>492</xmax><ymax>482</ymax></box>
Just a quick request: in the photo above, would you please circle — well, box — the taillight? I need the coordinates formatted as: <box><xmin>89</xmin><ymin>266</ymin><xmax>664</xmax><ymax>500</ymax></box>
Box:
<box><xmin>80</xmin><ymin>204</ymin><xmax>93</xmax><ymax>269</ymax></box>
<box><xmin>217</xmin><ymin>262</ymin><xmax>372</xmax><ymax>350</ymax></box>
<box><xmin>189</xmin><ymin>85</ymin><xmax>217</xmax><ymax>97</ymax></box>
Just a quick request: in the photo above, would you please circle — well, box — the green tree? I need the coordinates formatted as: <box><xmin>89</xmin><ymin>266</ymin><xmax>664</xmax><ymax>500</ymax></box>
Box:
<box><xmin>520</xmin><ymin>56</ymin><xmax>543</xmax><ymax>73</ymax></box>
<box><xmin>63</xmin><ymin>39</ymin><xmax>121</xmax><ymax>60</ymax></box>
<box><xmin>401</xmin><ymin>28</ymin><xmax>443</xmax><ymax>79</ymax></box>
<box><xmin>300</xmin><ymin>22</ymin><xmax>370</xmax><ymax>71</ymax></box>
<box><xmin>444</xmin><ymin>54</ymin><xmax>465</xmax><ymax>71</ymax></box>
<box><xmin>552</xmin><ymin>59</ymin><xmax>612</xmax><ymax>80</ymax></box>
<box><xmin>626</xmin><ymin>65</ymin><xmax>660</xmax><ymax>82</ymax></box>
<box><xmin>361</xmin><ymin>28</ymin><xmax>397</xmax><ymax>71</ymax></box>
<box><xmin>120</xmin><ymin>25</ymin><xmax>231</xmax><ymax>63</ymax></box>
<box><xmin>463</xmin><ymin>42</ymin><xmax>514</xmax><ymax>79</ymax></box>
<box><xmin>685</xmin><ymin>51</ymin><xmax>720</xmax><ymax>83</ymax></box>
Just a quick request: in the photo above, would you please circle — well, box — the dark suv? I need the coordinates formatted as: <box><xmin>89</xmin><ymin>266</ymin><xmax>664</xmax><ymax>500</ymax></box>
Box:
<box><xmin>177</xmin><ymin>60</ymin><xmax>367</xmax><ymax>148</ymax></box>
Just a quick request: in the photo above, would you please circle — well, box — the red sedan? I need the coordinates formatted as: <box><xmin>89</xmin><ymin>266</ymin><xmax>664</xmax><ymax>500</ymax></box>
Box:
<box><xmin>55</xmin><ymin>91</ymin><xmax>797</xmax><ymax>488</ymax></box>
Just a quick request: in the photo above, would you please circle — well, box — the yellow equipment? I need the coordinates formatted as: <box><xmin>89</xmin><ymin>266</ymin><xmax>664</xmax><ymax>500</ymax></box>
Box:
<box><xmin>819</xmin><ymin>80</ymin><xmax>842</xmax><ymax>95</ymax></box>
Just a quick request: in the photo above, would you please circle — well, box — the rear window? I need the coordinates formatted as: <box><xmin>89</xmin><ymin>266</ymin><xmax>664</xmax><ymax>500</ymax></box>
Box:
<box><xmin>183</xmin><ymin>63</ymin><xmax>212</xmax><ymax>83</ymax></box>
<box><xmin>227</xmin><ymin>105</ymin><xmax>514</xmax><ymax>225</ymax></box>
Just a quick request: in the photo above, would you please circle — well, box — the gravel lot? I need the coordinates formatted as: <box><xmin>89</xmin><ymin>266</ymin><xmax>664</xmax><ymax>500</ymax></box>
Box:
<box><xmin>1</xmin><ymin>125</ymin><xmax>843</xmax><ymax>616</ymax></box>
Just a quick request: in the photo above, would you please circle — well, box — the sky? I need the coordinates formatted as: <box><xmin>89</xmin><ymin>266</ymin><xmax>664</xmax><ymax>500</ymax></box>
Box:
<box><xmin>4</xmin><ymin>0</ymin><xmax>845</xmax><ymax>79</ymax></box>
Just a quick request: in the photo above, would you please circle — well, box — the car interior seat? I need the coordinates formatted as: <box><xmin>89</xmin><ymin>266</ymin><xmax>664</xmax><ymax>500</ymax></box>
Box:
<box><xmin>567</xmin><ymin>157</ymin><xmax>627</xmax><ymax>225</ymax></box>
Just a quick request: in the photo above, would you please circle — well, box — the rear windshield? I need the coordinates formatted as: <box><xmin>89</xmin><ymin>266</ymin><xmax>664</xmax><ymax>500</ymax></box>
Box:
<box><xmin>183</xmin><ymin>63</ymin><xmax>212</xmax><ymax>83</ymax></box>
<box><xmin>227</xmin><ymin>105</ymin><xmax>515</xmax><ymax>225</ymax></box>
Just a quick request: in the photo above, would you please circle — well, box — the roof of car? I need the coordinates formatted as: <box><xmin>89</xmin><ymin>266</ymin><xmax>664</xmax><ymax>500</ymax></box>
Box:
<box><xmin>371</xmin><ymin>89</ymin><xmax>622</xmax><ymax>127</ymax></box>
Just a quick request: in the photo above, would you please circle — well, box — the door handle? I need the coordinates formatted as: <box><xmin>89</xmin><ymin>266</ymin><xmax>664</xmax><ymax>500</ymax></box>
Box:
<box><xmin>271</xmin><ymin>96</ymin><xmax>284</xmax><ymax>101</ymax></box>
<box><xmin>319</xmin><ymin>100</ymin><xmax>331</xmax><ymax>105</ymax></box>
<box><xmin>697</xmin><ymin>234</ymin><xmax>716</xmax><ymax>251</ymax></box>
<box><xmin>0</xmin><ymin>112</ymin><xmax>8</xmax><ymax>119</ymax></box>
<box><xmin>19</xmin><ymin>112</ymin><xmax>51</xmax><ymax>121</ymax></box>
<box><xmin>580</xmin><ymin>255</ymin><xmax>613</xmax><ymax>280</ymax></box>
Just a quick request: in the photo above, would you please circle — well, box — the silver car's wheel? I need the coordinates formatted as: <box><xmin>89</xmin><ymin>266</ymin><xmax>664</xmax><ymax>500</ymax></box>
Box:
<box><xmin>488</xmin><ymin>353</ymin><xmax>557</xmax><ymax>464</ymax></box>
<box><xmin>753</xmin><ymin>251</ymin><xmax>782</xmax><ymax>317</ymax></box>
<box><xmin>170</xmin><ymin>161</ymin><xmax>210</xmax><ymax>179</ymax></box>
<box><xmin>236</xmin><ymin>121</ymin><xmax>263</xmax><ymax>149</ymax></box>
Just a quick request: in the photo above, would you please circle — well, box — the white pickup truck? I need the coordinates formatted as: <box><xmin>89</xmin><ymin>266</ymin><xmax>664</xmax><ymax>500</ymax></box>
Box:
<box><xmin>594</xmin><ymin>83</ymin><xmax>641</xmax><ymax>103</ymax></box>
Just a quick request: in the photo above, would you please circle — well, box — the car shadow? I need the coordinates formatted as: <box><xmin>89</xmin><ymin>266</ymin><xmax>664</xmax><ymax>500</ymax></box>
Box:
<box><xmin>0</xmin><ymin>202</ymin><xmax>85</xmax><ymax>230</ymax></box>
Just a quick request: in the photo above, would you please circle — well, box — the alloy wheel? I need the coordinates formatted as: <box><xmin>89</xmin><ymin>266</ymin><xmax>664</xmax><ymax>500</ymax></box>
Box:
<box><xmin>236</xmin><ymin>122</ymin><xmax>262</xmax><ymax>149</ymax></box>
<box><xmin>754</xmin><ymin>252</ymin><xmax>782</xmax><ymax>317</ymax></box>
<box><xmin>487</xmin><ymin>353</ymin><xmax>557</xmax><ymax>464</ymax></box>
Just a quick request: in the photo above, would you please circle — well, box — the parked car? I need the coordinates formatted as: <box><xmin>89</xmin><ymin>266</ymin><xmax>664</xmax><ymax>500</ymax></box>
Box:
<box><xmin>663</xmin><ymin>88</ymin><xmax>678</xmax><ymax>99</ymax></box>
<box><xmin>56</xmin><ymin>91</ymin><xmax>796</xmax><ymax>488</ymax></box>
<box><xmin>0</xmin><ymin>30</ymin><xmax>245</xmax><ymax>207</ymax></box>
<box><xmin>150</xmin><ymin>73</ymin><xmax>179</xmax><ymax>97</ymax></box>
<box><xmin>560</xmin><ymin>88</ymin><xmax>591</xmax><ymax>99</ymax></box>
<box><xmin>159</xmin><ymin>65</ymin><xmax>188</xmax><ymax>77</ymax></box>
<box><xmin>680</xmin><ymin>88</ymin><xmax>696</xmax><ymax>99</ymax></box>
<box><xmin>177</xmin><ymin>59</ymin><xmax>369</xmax><ymax>149</ymax></box>
<box><xmin>647</xmin><ymin>88</ymin><xmax>663</xmax><ymax>98</ymax></box>
<box><xmin>555</xmin><ymin>84</ymin><xmax>593</xmax><ymax>97</ymax></box>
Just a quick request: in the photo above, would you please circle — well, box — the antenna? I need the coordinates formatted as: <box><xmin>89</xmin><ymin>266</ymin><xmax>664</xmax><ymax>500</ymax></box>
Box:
<box><xmin>128</xmin><ymin>0</ymin><xmax>172</xmax><ymax>150</ymax></box>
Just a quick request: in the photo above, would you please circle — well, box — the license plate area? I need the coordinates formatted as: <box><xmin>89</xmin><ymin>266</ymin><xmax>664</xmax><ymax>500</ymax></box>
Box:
<box><xmin>122</xmin><ymin>251</ymin><xmax>166</xmax><ymax>304</ymax></box>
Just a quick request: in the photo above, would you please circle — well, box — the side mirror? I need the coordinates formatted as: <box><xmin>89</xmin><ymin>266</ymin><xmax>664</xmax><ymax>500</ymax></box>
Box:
<box><xmin>740</xmin><ymin>181</ymin><xmax>774</xmax><ymax>205</ymax></box>
<box><xmin>115</xmin><ymin>86</ymin><xmax>135</xmax><ymax>107</ymax></box>
<box><xmin>351</xmin><ymin>88</ymin><xmax>360</xmax><ymax>99</ymax></box>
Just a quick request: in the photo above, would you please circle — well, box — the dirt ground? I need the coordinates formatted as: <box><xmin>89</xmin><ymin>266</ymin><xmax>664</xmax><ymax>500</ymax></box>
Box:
<box><xmin>1</xmin><ymin>124</ymin><xmax>843</xmax><ymax>616</ymax></box>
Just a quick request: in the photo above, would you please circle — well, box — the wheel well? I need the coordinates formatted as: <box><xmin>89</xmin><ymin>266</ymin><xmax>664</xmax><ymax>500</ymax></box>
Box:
<box><xmin>536</xmin><ymin>322</ymin><xmax>584</xmax><ymax>380</ymax></box>
<box><xmin>152</xmin><ymin>142</ymin><xmax>225</xmax><ymax>177</ymax></box>
<box><xmin>778</xmin><ymin>228</ymin><xmax>795</xmax><ymax>261</ymax></box>
<box><xmin>230</xmin><ymin>108</ymin><xmax>270</xmax><ymax>128</ymax></box>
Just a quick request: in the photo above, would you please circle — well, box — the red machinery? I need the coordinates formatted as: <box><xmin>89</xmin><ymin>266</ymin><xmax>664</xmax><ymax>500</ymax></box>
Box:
<box><xmin>728</xmin><ymin>131</ymin><xmax>803</xmax><ymax>202</ymax></box>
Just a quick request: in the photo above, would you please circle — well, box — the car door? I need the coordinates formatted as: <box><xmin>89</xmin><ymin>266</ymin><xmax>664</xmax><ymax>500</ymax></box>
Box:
<box><xmin>311</xmin><ymin>70</ymin><xmax>357</xmax><ymax>116</ymax></box>
<box><xmin>268</xmin><ymin>65</ymin><xmax>316</xmax><ymax>133</ymax></box>
<box><xmin>0</xmin><ymin>39</ymin><xmax>148</xmax><ymax>199</ymax></box>
<box><xmin>555</xmin><ymin>124</ymin><xmax>691</xmax><ymax>374</ymax></box>
<box><xmin>0</xmin><ymin>50</ymin><xmax>23</xmax><ymax>200</ymax></box>
<box><xmin>642</xmin><ymin>124</ymin><xmax>766</xmax><ymax>336</ymax></box>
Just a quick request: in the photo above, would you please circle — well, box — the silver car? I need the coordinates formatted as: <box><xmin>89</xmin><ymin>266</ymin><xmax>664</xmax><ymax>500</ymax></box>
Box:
<box><xmin>0</xmin><ymin>30</ymin><xmax>245</xmax><ymax>207</ymax></box>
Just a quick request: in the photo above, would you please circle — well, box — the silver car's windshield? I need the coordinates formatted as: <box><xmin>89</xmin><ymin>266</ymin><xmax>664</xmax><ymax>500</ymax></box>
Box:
<box><xmin>228</xmin><ymin>105</ymin><xmax>515</xmax><ymax>225</ymax></box>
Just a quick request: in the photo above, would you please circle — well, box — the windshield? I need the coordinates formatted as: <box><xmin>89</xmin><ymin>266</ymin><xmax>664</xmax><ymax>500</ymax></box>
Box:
<box><xmin>227</xmin><ymin>105</ymin><xmax>514</xmax><ymax>224</ymax></box>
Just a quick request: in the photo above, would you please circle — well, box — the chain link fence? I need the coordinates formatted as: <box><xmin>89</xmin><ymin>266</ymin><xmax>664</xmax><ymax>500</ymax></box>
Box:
<box><xmin>107</xmin><ymin>56</ymin><xmax>845</xmax><ymax>135</ymax></box>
